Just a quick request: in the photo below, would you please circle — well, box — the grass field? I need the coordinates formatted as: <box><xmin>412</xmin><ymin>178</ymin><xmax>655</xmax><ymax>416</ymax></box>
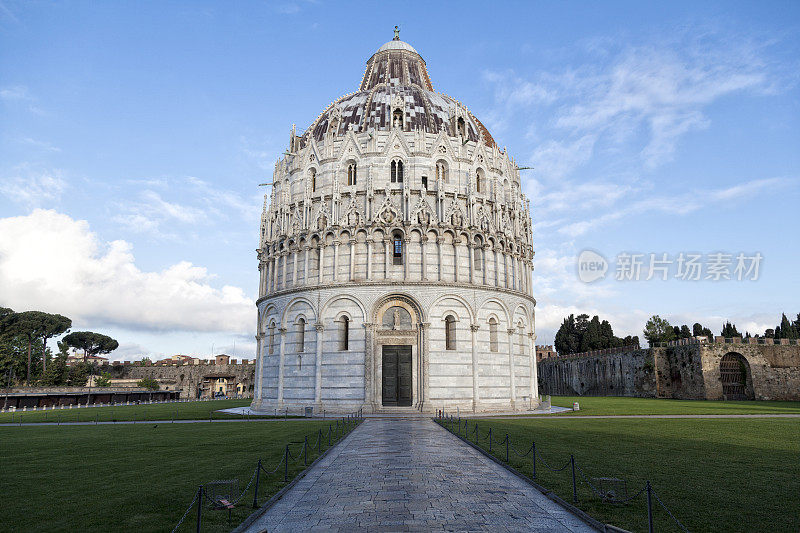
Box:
<box><xmin>0</xmin><ymin>398</ymin><xmax>300</xmax><ymax>424</ymax></box>
<box><xmin>0</xmin><ymin>419</ymin><xmax>358</xmax><ymax>532</ymax></box>
<box><xmin>547</xmin><ymin>395</ymin><xmax>800</xmax><ymax>415</ymax></box>
<box><xmin>441</xmin><ymin>416</ymin><xmax>800</xmax><ymax>532</ymax></box>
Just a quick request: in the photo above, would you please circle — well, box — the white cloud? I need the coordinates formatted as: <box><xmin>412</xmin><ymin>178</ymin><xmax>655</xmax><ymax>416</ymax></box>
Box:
<box><xmin>0</xmin><ymin>210</ymin><xmax>254</xmax><ymax>334</ymax></box>
<box><xmin>0</xmin><ymin>166</ymin><xmax>67</xmax><ymax>207</ymax></box>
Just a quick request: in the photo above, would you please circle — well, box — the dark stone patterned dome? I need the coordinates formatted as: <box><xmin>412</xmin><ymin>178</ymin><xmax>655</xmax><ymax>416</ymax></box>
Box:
<box><xmin>301</xmin><ymin>37</ymin><xmax>497</xmax><ymax>149</ymax></box>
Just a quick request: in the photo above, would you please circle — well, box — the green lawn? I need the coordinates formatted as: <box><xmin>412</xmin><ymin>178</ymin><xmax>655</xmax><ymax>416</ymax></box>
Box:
<box><xmin>0</xmin><ymin>419</ymin><xmax>359</xmax><ymax>532</ymax></box>
<box><xmin>440</xmin><ymin>417</ymin><xmax>800</xmax><ymax>532</ymax></box>
<box><xmin>547</xmin><ymin>395</ymin><xmax>800</xmax><ymax>415</ymax></box>
<box><xmin>0</xmin><ymin>398</ymin><xmax>299</xmax><ymax>424</ymax></box>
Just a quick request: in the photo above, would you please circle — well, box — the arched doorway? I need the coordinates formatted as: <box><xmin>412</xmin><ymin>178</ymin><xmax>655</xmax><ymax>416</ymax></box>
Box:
<box><xmin>370</xmin><ymin>294</ymin><xmax>425</xmax><ymax>410</ymax></box>
<box><xmin>719</xmin><ymin>352</ymin><xmax>753</xmax><ymax>400</ymax></box>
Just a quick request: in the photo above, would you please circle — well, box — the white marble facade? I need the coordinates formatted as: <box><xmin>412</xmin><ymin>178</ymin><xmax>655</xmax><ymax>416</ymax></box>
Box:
<box><xmin>252</xmin><ymin>33</ymin><xmax>537</xmax><ymax>413</ymax></box>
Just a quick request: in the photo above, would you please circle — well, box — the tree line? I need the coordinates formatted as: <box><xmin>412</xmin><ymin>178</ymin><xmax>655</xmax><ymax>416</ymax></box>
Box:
<box><xmin>554</xmin><ymin>311</ymin><xmax>800</xmax><ymax>354</ymax></box>
<box><xmin>0</xmin><ymin>306</ymin><xmax>119</xmax><ymax>387</ymax></box>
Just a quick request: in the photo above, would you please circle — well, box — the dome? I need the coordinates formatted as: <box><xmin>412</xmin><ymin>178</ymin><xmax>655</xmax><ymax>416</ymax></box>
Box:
<box><xmin>300</xmin><ymin>34</ymin><xmax>497</xmax><ymax>149</ymax></box>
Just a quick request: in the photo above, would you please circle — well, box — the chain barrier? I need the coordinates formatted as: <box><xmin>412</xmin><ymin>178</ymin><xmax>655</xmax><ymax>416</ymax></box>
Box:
<box><xmin>435</xmin><ymin>414</ymin><xmax>691</xmax><ymax>532</ymax></box>
<box><xmin>169</xmin><ymin>410</ymin><xmax>363</xmax><ymax>532</ymax></box>
<box><xmin>651</xmin><ymin>486</ymin><xmax>691</xmax><ymax>533</ymax></box>
<box><xmin>169</xmin><ymin>490</ymin><xmax>199</xmax><ymax>533</ymax></box>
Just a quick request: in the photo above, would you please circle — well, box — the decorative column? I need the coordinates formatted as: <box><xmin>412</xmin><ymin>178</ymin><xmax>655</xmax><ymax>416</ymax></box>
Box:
<box><xmin>482</xmin><ymin>245</ymin><xmax>489</xmax><ymax>285</ymax></box>
<box><xmin>436</xmin><ymin>237</ymin><xmax>444</xmax><ymax>281</ymax></box>
<box><xmin>254</xmin><ymin>333</ymin><xmax>264</xmax><ymax>404</ymax></box>
<box><xmin>277</xmin><ymin>327</ymin><xmax>287</xmax><ymax>406</ymax></box>
<box><xmin>281</xmin><ymin>251</ymin><xmax>288</xmax><ymax>290</ymax></box>
<box><xmin>453</xmin><ymin>239</ymin><xmax>460</xmax><ymax>282</ymax></box>
<box><xmin>366</xmin><ymin>238</ymin><xmax>373</xmax><ymax>280</ymax></box>
<box><xmin>529</xmin><ymin>332</ymin><xmax>538</xmax><ymax>405</ymax></box>
<box><xmin>384</xmin><ymin>238</ymin><xmax>391</xmax><ymax>279</ymax></box>
<box><xmin>403</xmin><ymin>237</ymin><xmax>410</xmax><ymax>281</ymax></box>
<box><xmin>314</xmin><ymin>323</ymin><xmax>324</xmax><ymax>406</ymax></box>
<box><xmin>333</xmin><ymin>240</ymin><xmax>340</xmax><ymax>282</ymax></box>
<box><xmin>420</xmin><ymin>236</ymin><xmax>428</xmax><ymax>280</ymax></box>
<box><xmin>468</xmin><ymin>243</ymin><xmax>475</xmax><ymax>284</ymax></box>
<box><xmin>318</xmin><ymin>244</ymin><xmax>325</xmax><ymax>284</ymax></box>
<box><xmin>349</xmin><ymin>238</ymin><xmax>356</xmax><ymax>281</ymax></box>
<box><xmin>292</xmin><ymin>247</ymin><xmax>299</xmax><ymax>286</ymax></box>
<box><xmin>470</xmin><ymin>323</ymin><xmax>480</xmax><ymax>411</ymax></box>
<box><xmin>303</xmin><ymin>245</ymin><xmax>310</xmax><ymax>285</ymax></box>
<box><xmin>272</xmin><ymin>255</ymin><xmax>279</xmax><ymax>292</ymax></box>
<box><xmin>363</xmin><ymin>322</ymin><xmax>374</xmax><ymax>410</ymax></box>
<box><xmin>494</xmin><ymin>248</ymin><xmax>500</xmax><ymax>287</ymax></box>
<box><xmin>507</xmin><ymin>328</ymin><xmax>517</xmax><ymax>408</ymax></box>
<box><xmin>421</xmin><ymin>322</ymin><xmax>430</xmax><ymax>411</ymax></box>
<box><xmin>504</xmin><ymin>252</ymin><xmax>509</xmax><ymax>289</ymax></box>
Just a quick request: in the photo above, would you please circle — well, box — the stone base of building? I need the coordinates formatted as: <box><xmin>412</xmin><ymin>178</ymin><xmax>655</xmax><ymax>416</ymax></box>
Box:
<box><xmin>250</xmin><ymin>398</ymin><xmax>540</xmax><ymax>415</ymax></box>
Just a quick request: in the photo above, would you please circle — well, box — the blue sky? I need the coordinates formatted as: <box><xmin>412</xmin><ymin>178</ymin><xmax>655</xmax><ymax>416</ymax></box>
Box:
<box><xmin>1</xmin><ymin>1</ymin><xmax>798</xmax><ymax>359</ymax></box>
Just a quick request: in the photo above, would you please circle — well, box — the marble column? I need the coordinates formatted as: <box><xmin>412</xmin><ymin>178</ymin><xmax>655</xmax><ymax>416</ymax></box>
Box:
<box><xmin>504</xmin><ymin>252</ymin><xmax>509</xmax><ymax>289</ymax></box>
<box><xmin>453</xmin><ymin>239</ymin><xmax>460</xmax><ymax>282</ymax></box>
<box><xmin>482</xmin><ymin>245</ymin><xmax>489</xmax><ymax>285</ymax></box>
<box><xmin>420</xmin><ymin>236</ymin><xmax>428</xmax><ymax>280</ymax></box>
<box><xmin>421</xmin><ymin>322</ymin><xmax>430</xmax><ymax>411</ymax></box>
<box><xmin>318</xmin><ymin>244</ymin><xmax>325</xmax><ymax>284</ymax></box>
<box><xmin>366</xmin><ymin>238</ymin><xmax>373</xmax><ymax>280</ymax></box>
<box><xmin>403</xmin><ymin>238</ymin><xmax>410</xmax><ymax>281</ymax></box>
<box><xmin>470</xmin><ymin>323</ymin><xmax>480</xmax><ymax>411</ymax></box>
<box><xmin>468</xmin><ymin>243</ymin><xmax>475</xmax><ymax>284</ymax></box>
<box><xmin>333</xmin><ymin>240</ymin><xmax>340</xmax><ymax>282</ymax></box>
<box><xmin>384</xmin><ymin>238</ymin><xmax>391</xmax><ymax>279</ymax></box>
<box><xmin>363</xmin><ymin>322</ymin><xmax>374</xmax><ymax>410</ymax></box>
<box><xmin>529</xmin><ymin>332</ymin><xmax>538</xmax><ymax>405</ymax></box>
<box><xmin>272</xmin><ymin>256</ymin><xmax>279</xmax><ymax>292</ymax></box>
<box><xmin>494</xmin><ymin>248</ymin><xmax>500</xmax><ymax>287</ymax></box>
<box><xmin>349</xmin><ymin>238</ymin><xmax>356</xmax><ymax>281</ymax></box>
<box><xmin>254</xmin><ymin>333</ymin><xmax>264</xmax><ymax>403</ymax></box>
<box><xmin>281</xmin><ymin>251</ymin><xmax>288</xmax><ymax>290</ymax></box>
<box><xmin>277</xmin><ymin>327</ymin><xmax>287</xmax><ymax>406</ymax></box>
<box><xmin>436</xmin><ymin>237</ymin><xmax>444</xmax><ymax>281</ymax></box>
<box><xmin>507</xmin><ymin>328</ymin><xmax>517</xmax><ymax>408</ymax></box>
<box><xmin>303</xmin><ymin>245</ymin><xmax>310</xmax><ymax>285</ymax></box>
<box><xmin>314</xmin><ymin>323</ymin><xmax>324</xmax><ymax>406</ymax></box>
<box><xmin>292</xmin><ymin>247</ymin><xmax>299</xmax><ymax>286</ymax></box>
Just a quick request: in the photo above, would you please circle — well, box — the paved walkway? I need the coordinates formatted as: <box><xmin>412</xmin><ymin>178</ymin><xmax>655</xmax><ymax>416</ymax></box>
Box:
<box><xmin>243</xmin><ymin>418</ymin><xmax>597</xmax><ymax>532</ymax></box>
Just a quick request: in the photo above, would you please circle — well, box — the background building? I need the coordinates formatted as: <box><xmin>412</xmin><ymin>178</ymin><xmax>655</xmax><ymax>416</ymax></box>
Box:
<box><xmin>253</xmin><ymin>31</ymin><xmax>537</xmax><ymax>414</ymax></box>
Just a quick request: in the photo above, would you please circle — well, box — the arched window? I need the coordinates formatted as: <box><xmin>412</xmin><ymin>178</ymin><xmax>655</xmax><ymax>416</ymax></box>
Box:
<box><xmin>309</xmin><ymin>169</ymin><xmax>316</xmax><ymax>193</ymax></box>
<box><xmin>476</xmin><ymin>168</ymin><xmax>485</xmax><ymax>193</ymax></box>
<box><xmin>347</xmin><ymin>162</ymin><xmax>357</xmax><ymax>186</ymax></box>
<box><xmin>297</xmin><ymin>318</ymin><xmax>305</xmax><ymax>353</ymax></box>
<box><xmin>474</xmin><ymin>245</ymin><xmax>482</xmax><ymax>271</ymax></box>
<box><xmin>392</xmin><ymin>108</ymin><xmax>404</xmax><ymax>129</ymax></box>
<box><xmin>489</xmin><ymin>318</ymin><xmax>498</xmax><ymax>352</ymax></box>
<box><xmin>457</xmin><ymin>117</ymin><xmax>466</xmax><ymax>138</ymax></box>
<box><xmin>390</xmin><ymin>159</ymin><xmax>404</xmax><ymax>183</ymax></box>
<box><xmin>268</xmin><ymin>322</ymin><xmax>275</xmax><ymax>355</ymax></box>
<box><xmin>436</xmin><ymin>160</ymin><xmax>449</xmax><ymax>183</ymax></box>
<box><xmin>340</xmin><ymin>316</ymin><xmax>349</xmax><ymax>351</ymax></box>
<box><xmin>393</xmin><ymin>233</ymin><xmax>403</xmax><ymax>265</ymax></box>
<box><xmin>445</xmin><ymin>315</ymin><xmax>456</xmax><ymax>350</ymax></box>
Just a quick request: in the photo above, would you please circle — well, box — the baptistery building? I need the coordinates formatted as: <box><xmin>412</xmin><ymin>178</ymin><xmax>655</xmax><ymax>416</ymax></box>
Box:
<box><xmin>252</xmin><ymin>30</ymin><xmax>537</xmax><ymax>414</ymax></box>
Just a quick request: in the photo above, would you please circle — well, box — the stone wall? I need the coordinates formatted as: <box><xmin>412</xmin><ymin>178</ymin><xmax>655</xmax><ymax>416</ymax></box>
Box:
<box><xmin>114</xmin><ymin>363</ymin><xmax>255</xmax><ymax>400</ymax></box>
<box><xmin>538</xmin><ymin>340</ymin><xmax>800</xmax><ymax>401</ymax></box>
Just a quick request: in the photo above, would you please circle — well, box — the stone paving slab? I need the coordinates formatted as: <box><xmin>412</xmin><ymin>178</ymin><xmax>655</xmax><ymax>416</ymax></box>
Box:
<box><xmin>243</xmin><ymin>418</ymin><xmax>598</xmax><ymax>532</ymax></box>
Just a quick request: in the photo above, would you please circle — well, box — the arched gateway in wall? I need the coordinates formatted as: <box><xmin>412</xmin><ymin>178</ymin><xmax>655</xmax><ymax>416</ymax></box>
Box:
<box><xmin>251</xmin><ymin>32</ymin><xmax>537</xmax><ymax>414</ymax></box>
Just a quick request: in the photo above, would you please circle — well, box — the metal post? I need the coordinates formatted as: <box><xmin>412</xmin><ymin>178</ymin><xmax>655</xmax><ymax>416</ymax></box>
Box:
<box><xmin>284</xmin><ymin>445</ymin><xmax>289</xmax><ymax>482</ymax></box>
<box><xmin>328</xmin><ymin>424</ymin><xmax>332</xmax><ymax>446</ymax></box>
<box><xmin>571</xmin><ymin>455</ymin><xmax>578</xmax><ymax>503</ymax></box>
<box><xmin>646</xmin><ymin>481</ymin><xmax>654</xmax><ymax>533</ymax></box>
<box><xmin>318</xmin><ymin>429</ymin><xmax>322</xmax><ymax>453</ymax></box>
<box><xmin>505</xmin><ymin>434</ymin><xmax>509</xmax><ymax>462</ymax></box>
<box><xmin>532</xmin><ymin>442</ymin><xmax>536</xmax><ymax>479</ymax></box>
<box><xmin>195</xmin><ymin>485</ymin><xmax>203</xmax><ymax>533</ymax></box>
<box><xmin>303</xmin><ymin>435</ymin><xmax>308</xmax><ymax>465</ymax></box>
<box><xmin>475</xmin><ymin>423</ymin><xmax>478</xmax><ymax>445</ymax></box>
<box><xmin>252</xmin><ymin>460</ymin><xmax>262</xmax><ymax>508</ymax></box>
<box><xmin>488</xmin><ymin>428</ymin><xmax>492</xmax><ymax>452</ymax></box>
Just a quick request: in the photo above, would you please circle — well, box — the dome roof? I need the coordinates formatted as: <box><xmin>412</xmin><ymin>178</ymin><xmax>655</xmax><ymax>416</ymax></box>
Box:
<box><xmin>300</xmin><ymin>32</ymin><xmax>497</xmax><ymax>149</ymax></box>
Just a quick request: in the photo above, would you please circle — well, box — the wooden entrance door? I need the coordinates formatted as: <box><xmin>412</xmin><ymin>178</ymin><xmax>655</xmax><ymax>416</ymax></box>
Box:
<box><xmin>382</xmin><ymin>345</ymin><xmax>412</xmax><ymax>406</ymax></box>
